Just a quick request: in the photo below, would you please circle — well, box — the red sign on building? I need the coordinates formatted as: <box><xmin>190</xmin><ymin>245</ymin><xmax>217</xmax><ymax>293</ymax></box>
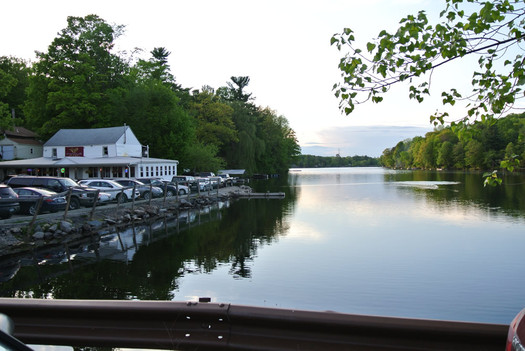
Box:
<box><xmin>65</xmin><ymin>146</ymin><xmax>84</xmax><ymax>157</ymax></box>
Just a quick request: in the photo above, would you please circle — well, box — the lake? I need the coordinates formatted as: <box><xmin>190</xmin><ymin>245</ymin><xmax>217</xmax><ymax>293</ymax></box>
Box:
<box><xmin>0</xmin><ymin>167</ymin><xmax>524</xmax><ymax>325</ymax></box>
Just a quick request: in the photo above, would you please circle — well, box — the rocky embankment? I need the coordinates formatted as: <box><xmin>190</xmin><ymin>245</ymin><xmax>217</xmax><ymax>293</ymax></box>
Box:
<box><xmin>0</xmin><ymin>185</ymin><xmax>252</xmax><ymax>258</ymax></box>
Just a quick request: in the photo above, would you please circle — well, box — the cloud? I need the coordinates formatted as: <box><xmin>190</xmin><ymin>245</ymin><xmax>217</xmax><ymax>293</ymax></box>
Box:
<box><xmin>301</xmin><ymin>125</ymin><xmax>433</xmax><ymax>157</ymax></box>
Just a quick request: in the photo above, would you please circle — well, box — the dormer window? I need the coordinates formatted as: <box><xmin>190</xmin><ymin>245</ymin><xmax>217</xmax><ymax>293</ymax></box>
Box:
<box><xmin>103</xmin><ymin>146</ymin><xmax>108</xmax><ymax>157</ymax></box>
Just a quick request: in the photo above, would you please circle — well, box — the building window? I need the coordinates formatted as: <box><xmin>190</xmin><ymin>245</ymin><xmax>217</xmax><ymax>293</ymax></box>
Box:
<box><xmin>146</xmin><ymin>166</ymin><xmax>149</xmax><ymax>177</ymax></box>
<box><xmin>113</xmin><ymin>167</ymin><xmax>122</xmax><ymax>178</ymax></box>
<box><xmin>52</xmin><ymin>148</ymin><xmax>57</xmax><ymax>158</ymax></box>
<box><xmin>103</xmin><ymin>146</ymin><xmax>109</xmax><ymax>157</ymax></box>
<box><xmin>30</xmin><ymin>148</ymin><xmax>33</xmax><ymax>154</ymax></box>
<box><xmin>140</xmin><ymin>166</ymin><xmax>144</xmax><ymax>178</ymax></box>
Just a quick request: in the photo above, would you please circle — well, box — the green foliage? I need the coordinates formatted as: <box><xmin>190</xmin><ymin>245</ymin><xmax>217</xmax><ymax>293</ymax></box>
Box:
<box><xmin>24</xmin><ymin>15</ymin><xmax>127</xmax><ymax>139</ymax></box>
<box><xmin>186</xmin><ymin>90</ymin><xmax>238</xmax><ymax>149</ymax></box>
<box><xmin>12</xmin><ymin>14</ymin><xmax>300</xmax><ymax>175</ymax></box>
<box><xmin>0</xmin><ymin>56</ymin><xmax>30</xmax><ymax>126</ymax></box>
<box><xmin>111</xmin><ymin>80</ymin><xmax>195</xmax><ymax>160</ymax></box>
<box><xmin>332</xmin><ymin>0</ymin><xmax>525</xmax><ymax>126</ymax></box>
<box><xmin>295</xmin><ymin>154</ymin><xmax>380</xmax><ymax>168</ymax></box>
<box><xmin>182</xmin><ymin>141</ymin><xmax>225</xmax><ymax>173</ymax></box>
<box><xmin>380</xmin><ymin>112</ymin><xmax>525</xmax><ymax>172</ymax></box>
<box><xmin>224</xmin><ymin>76</ymin><xmax>254</xmax><ymax>102</ymax></box>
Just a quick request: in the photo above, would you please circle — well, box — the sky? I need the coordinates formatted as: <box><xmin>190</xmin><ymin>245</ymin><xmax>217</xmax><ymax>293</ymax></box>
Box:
<box><xmin>1</xmin><ymin>0</ymin><xmax>469</xmax><ymax>157</ymax></box>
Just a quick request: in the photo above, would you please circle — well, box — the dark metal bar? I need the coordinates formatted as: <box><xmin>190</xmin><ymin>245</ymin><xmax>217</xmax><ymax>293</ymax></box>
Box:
<box><xmin>0</xmin><ymin>299</ymin><xmax>509</xmax><ymax>350</ymax></box>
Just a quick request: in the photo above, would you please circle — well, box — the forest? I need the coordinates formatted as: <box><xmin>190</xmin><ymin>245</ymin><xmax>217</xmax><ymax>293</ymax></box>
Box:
<box><xmin>293</xmin><ymin>154</ymin><xmax>379</xmax><ymax>168</ymax></box>
<box><xmin>0</xmin><ymin>15</ymin><xmax>301</xmax><ymax>176</ymax></box>
<box><xmin>380</xmin><ymin>113</ymin><xmax>525</xmax><ymax>171</ymax></box>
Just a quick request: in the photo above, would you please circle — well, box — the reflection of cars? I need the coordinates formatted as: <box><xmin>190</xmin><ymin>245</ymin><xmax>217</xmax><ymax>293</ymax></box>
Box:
<box><xmin>78</xmin><ymin>179</ymin><xmax>140</xmax><ymax>203</ymax></box>
<box><xmin>13</xmin><ymin>187</ymin><xmax>66</xmax><ymax>215</ymax></box>
<box><xmin>113</xmin><ymin>179</ymin><xmax>163</xmax><ymax>200</ymax></box>
<box><xmin>137</xmin><ymin>178</ymin><xmax>190</xmax><ymax>196</ymax></box>
<box><xmin>507</xmin><ymin>308</ymin><xmax>525</xmax><ymax>350</ymax></box>
<box><xmin>0</xmin><ymin>185</ymin><xmax>19</xmax><ymax>219</ymax></box>
<box><xmin>190</xmin><ymin>178</ymin><xmax>212</xmax><ymax>192</ymax></box>
<box><xmin>5</xmin><ymin>176</ymin><xmax>98</xmax><ymax>210</ymax></box>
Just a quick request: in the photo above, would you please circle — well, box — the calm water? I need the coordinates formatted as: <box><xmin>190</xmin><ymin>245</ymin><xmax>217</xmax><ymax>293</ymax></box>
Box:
<box><xmin>0</xmin><ymin>167</ymin><xmax>524</xmax><ymax>324</ymax></box>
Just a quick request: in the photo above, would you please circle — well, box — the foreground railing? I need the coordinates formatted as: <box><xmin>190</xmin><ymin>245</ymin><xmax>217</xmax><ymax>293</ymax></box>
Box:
<box><xmin>0</xmin><ymin>298</ymin><xmax>509</xmax><ymax>350</ymax></box>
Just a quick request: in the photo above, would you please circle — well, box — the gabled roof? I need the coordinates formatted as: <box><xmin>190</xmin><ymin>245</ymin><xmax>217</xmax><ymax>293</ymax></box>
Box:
<box><xmin>44</xmin><ymin>126</ymin><xmax>130</xmax><ymax>147</ymax></box>
<box><xmin>5</xmin><ymin>137</ymin><xmax>43</xmax><ymax>146</ymax></box>
<box><xmin>3</xmin><ymin>126</ymin><xmax>39</xmax><ymax>138</ymax></box>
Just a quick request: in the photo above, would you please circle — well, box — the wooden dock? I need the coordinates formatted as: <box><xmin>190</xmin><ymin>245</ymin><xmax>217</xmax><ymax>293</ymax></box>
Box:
<box><xmin>236</xmin><ymin>192</ymin><xmax>285</xmax><ymax>199</ymax></box>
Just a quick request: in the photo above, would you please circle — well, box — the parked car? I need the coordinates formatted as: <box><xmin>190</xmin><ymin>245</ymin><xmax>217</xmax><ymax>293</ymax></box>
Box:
<box><xmin>77</xmin><ymin>179</ymin><xmax>140</xmax><ymax>203</ymax></box>
<box><xmin>189</xmin><ymin>178</ymin><xmax>213</xmax><ymax>192</ymax></box>
<box><xmin>113</xmin><ymin>179</ymin><xmax>163</xmax><ymax>200</ymax></box>
<box><xmin>5</xmin><ymin>176</ymin><xmax>97</xmax><ymax>210</ymax></box>
<box><xmin>0</xmin><ymin>185</ymin><xmax>19</xmax><ymax>219</ymax></box>
<box><xmin>199</xmin><ymin>172</ymin><xmax>216</xmax><ymax>178</ymax></box>
<box><xmin>507</xmin><ymin>308</ymin><xmax>525</xmax><ymax>351</ymax></box>
<box><xmin>171</xmin><ymin>175</ymin><xmax>195</xmax><ymax>187</ymax></box>
<box><xmin>12</xmin><ymin>187</ymin><xmax>66</xmax><ymax>215</ymax></box>
<box><xmin>217</xmin><ymin>173</ymin><xmax>233</xmax><ymax>186</ymax></box>
<box><xmin>137</xmin><ymin>178</ymin><xmax>190</xmax><ymax>196</ymax></box>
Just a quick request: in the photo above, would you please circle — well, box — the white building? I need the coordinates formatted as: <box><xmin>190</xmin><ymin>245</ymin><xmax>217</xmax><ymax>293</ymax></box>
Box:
<box><xmin>0</xmin><ymin>126</ymin><xmax>178</xmax><ymax>181</ymax></box>
<box><xmin>0</xmin><ymin>127</ymin><xmax>43</xmax><ymax>160</ymax></box>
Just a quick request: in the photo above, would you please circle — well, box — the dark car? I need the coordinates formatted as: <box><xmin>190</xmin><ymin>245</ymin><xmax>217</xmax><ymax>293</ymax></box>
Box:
<box><xmin>0</xmin><ymin>185</ymin><xmax>19</xmax><ymax>219</ymax></box>
<box><xmin>137</xmin><ymin>178</ymin><xmax>190</xmax><ymax>196</ymax></box>
<box><xmin>12</xmin><ymin>187</ymin><xmax>67</xmax><ymax>215</ymax></box>
<box><xmin>5</xmin><ymin>176</ymin><xmax>98</xmax><ymax>210</ymax></box>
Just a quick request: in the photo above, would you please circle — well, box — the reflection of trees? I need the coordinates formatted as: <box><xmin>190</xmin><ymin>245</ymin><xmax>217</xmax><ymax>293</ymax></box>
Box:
<box><xmin>0</xmin><ymin>180</ymin><xmax>298</xmax><ymax>300</ymax></box>
<box><xmin>384</xmin><ymin>170</ymin><xmax>525</xmax><ymax>218</ymax></box>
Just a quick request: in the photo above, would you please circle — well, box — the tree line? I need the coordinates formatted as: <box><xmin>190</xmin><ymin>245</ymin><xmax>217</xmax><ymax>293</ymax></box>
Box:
<box><xmin>380</xmin><ymin>113</ymin><xmax>525</xmax><ymax>171</ymax></box>
<box><xmin>293</xmin><ymin>154</ymin><xmax>379</xmax><ymax>168</ymax></box>
<box><xmin>0</xmin><ymin>15</ymin><xmax>301</xmax><ymax>176</ymax></box>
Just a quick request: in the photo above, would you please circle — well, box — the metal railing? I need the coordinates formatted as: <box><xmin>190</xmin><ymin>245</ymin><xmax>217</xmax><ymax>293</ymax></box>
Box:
<box><xmin>0</xmin><ymin>298</ymin><xmax>509</xmax><ymax>350</ymax></box>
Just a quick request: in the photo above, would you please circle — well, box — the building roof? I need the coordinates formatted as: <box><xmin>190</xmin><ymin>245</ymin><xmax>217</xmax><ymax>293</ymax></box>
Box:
<box><xmin>0</xmin><ymin>156</ymin><xmax>178</xmax><ymax>168</ymax></box>
<box><xmin>44</xmin><ymin>126</ymin><xmax>130</xmax><ymax>147</ymax></box>
<box><xmin>4</xmin><ymin>137</ymin><xmax>43</xmax><ymax>146</ymax></box>
<box><xmin>3</xmin><ymin>127</ymin><xmax>39</xmax><ymax>139</ymax></box>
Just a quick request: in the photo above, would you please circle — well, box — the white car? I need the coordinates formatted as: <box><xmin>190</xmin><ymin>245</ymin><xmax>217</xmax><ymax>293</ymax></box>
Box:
<box><xmin>78</xmin><ymin>179</ymin><xmax>140</xmax><ymax>203</ymax></box>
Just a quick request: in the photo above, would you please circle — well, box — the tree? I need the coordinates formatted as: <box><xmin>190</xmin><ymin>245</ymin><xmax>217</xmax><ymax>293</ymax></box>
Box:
<box><xmin>255</xmin><ymin>107</ymin><xmax>301</xmax><ymax>174</ymax></box>
<box><xmin>24</xmin><ymin>15</ymin><xmax>128</xmax><ymax>139</ymax></box>
<box><xmin>0</xmin><ymin>65</ymin><xmax>17</xmax><ymax>130</ymax></box>
<box><xmin>437</xmin><ymin>141</ymin><xmax>454</xmax><ymax>169</ymax></box>
<box><xmin>222</xmin><ymin>76</ymin><xmax>253</xmax><ymax>102</ymax></box>
<box><xmin>181</xmin><ymin>142</ymin><xmax>225</xmax><ymax>174</ymax></box>
<box><xmin>188</xmin><ymin>90</ymin><xmax>238</xmax><ymax>150</ymax></box>
<box><xmin>331</xmin><ymin>0</ymin><xmax>525</xmax><ymax>126</ymax></box>
<box><xmin>135</xmin><ymin>47</ymin><xmax>179</xmax><ymax>89</ymax></box>
<box><xmin>0</xmin><ymin>56</ymin><xmax>30</xmax><ymax>125</ymax></box>
<box><xmin>112</xmin><ymin>80</ymin><xmax>194</xmax><ymax>160</ymax></box>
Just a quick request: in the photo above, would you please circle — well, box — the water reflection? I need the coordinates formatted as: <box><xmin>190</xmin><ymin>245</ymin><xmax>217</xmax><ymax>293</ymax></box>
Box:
<box><xmin>385</xmin><ymin>170</ymin><xmax>525</xmax><ymax>222</ymax></box>
<box><xmin>0</xmin><ymin>184</ymin><xmax>298</xmax><ymax>301</ymax></box>
<box><xmin>0</xmin><ymin>168</ymin><xmax>524</xmax><ymax>324</ymax></box>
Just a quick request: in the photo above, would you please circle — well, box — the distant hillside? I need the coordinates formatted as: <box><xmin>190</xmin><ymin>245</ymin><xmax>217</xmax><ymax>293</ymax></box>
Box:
<box><xmin>293</xmin><ymin>154</ymin><xmax>380</xmax><ymax>168</ymax></box>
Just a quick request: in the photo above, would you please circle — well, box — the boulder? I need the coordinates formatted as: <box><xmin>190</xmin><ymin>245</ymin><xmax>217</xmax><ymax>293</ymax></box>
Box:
<box><xmin>33</xmin><ymin>231</ymin><xmax>45</xmax><ymax>240</ymax></box>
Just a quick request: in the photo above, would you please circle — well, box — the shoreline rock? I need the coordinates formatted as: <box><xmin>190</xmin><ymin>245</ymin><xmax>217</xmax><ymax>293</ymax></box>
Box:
<box><xmin>0</xmin><ymin>186</ymin><xmax>252</xmax><ymax>259</ymax></box>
